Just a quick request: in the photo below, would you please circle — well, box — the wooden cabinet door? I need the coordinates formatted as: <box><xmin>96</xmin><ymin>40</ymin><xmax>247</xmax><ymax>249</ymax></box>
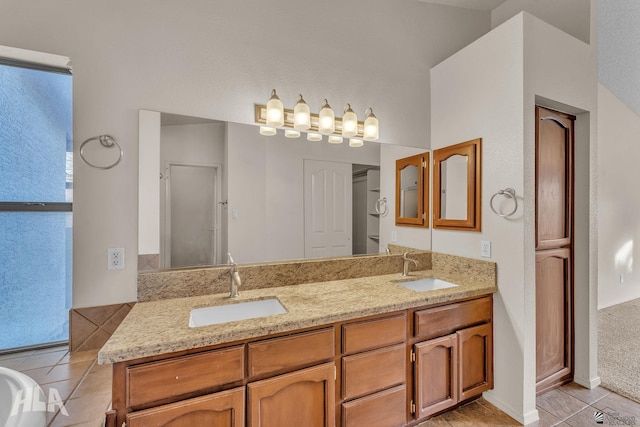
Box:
<box><xmin>536</xmin><ymin>248</ymin><xmax>572</xmax><ymax>391</ymax></box>
<box><xmin>458</xmin><ymin>323</ymin><xmax>493</xmax><ymax>401</ymax></box>
<box><xmin>126</xmin><ymin>386</ymin><xmax>244</xmax><ymax>427</ymax></box>
<box><xmin>414</xmin><ymin>334</ymin><xmax>458</xmax><ymax>419</ymax></box>
<box><xmin>535</xmin><ymin>106</ymin><xmax>574</xmax><ymax>250</ymax></box>
<box><xmin>247</xmin><ymin>362</ymin><xmax>335</xmax><ymax>427</ymax></box>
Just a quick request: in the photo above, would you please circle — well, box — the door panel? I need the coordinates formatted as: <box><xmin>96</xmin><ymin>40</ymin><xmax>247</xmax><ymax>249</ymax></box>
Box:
<box><xmin>247</xmin><ymin>362</ymin><xmax>335</xmax><ymax>427</ymax></box>
<box><xmin>126</xmin><ymin>387</ymin><xmax>244</xmax><ymax>427</ymax></box>
<box><xmin>536</xmin><ymin>249</ymin><xmax>572</xmax><ymax>390</ymax></box>
<box><xmin>414</xmin><ymin>334</ymin><xmax>458</xmax><ymax>418</ymax></box>
<box><xmin>304</xmin><ymin>160</ymin><xmax>353</xmax><ymax>259</ymax></box>
<box><xmin>536</xmin><ymin>107</ymin><xmax>573</xmax><ymax>250</ymax></box>
<box><xmin>167</xmin><ymin>164</ymin><xmax>217</xmax><ymax>268</ymax></box>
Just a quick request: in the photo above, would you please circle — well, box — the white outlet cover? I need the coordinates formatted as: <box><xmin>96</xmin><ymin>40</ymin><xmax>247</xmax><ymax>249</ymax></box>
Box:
<box><xmin>108</xmin><ymin>247</ymin><xmax>125</xmax><ymax>270</ymax></box>
<box><xmin>480</xmin><ymin>241</ymin><xmax>491</xmax><ymax>258</ymax></box>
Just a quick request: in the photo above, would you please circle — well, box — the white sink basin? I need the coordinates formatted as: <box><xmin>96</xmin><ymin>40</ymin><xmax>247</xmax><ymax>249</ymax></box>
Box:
<box><xmin>189</xmin><ymin>298</ymin><xmax>287</xmax><ymax>327</ymax></box>
<box><xmin>396</xmin><ymin>277</ymin><xmax>459</xmax><ymax>292</ymax></box>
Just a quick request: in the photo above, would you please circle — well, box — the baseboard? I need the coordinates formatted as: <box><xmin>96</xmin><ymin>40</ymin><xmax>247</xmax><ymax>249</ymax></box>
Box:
<box><xmin>483</xmin><ymin>391</ymin><xmax>539</xmax><ymax>425</ymax></box>
<box><xmin>574</xmin><ymin>375</ymin><xmax>601</xmax><ymax>389</ymax></box>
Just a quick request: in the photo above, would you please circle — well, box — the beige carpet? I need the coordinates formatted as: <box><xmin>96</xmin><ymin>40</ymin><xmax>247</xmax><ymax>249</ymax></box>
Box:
<box><xmin>598</xmin><ymin>297</ymin><xmax>640</xmax><ymax>403</ymax></box>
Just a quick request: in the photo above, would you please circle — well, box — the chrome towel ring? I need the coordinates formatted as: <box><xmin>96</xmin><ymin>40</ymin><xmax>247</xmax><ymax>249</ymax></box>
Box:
<box><xmin>490</xmin><ymin>188</ymin><xmax>518</xmax><ymax>218</ymax></box>
<box><xmin>79</xmin><ymin>135</ymin><xmax>123</xmax><ymax>170</ymax></box>
<box><xmin>375</xmin><ymin>197</ymin><xmax>388</xmax><ymax>215</ymax></box>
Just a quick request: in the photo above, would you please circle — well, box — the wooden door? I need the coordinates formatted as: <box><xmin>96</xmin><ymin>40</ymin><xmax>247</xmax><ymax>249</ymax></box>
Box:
<box><xmin>247</xmin><ymin>362</ymin><xmax>335</xmax><ymax>427</ymax></box>
<box><xmin>126</xmin><ymin>387</ymin><xmax>244</xmax><ymax>427</ymax></box>
<box><xmin>304</xmin><ymin>160</ymin><xmax>353</xmax><ymax>259</ymax></box>
<box><xmin>414</xmin><ymin>334</ymin><xmax>458</xmax><ymax>419</ymax></box>
<box><xmin>535</xmin><ymin>106</ymin><xmax>575</xmax><ymax>393</ymax></box>
<box><xmin>458</xmin><ymin>323</ymin><xmax>493</xmax><ymax>401</ymax></box>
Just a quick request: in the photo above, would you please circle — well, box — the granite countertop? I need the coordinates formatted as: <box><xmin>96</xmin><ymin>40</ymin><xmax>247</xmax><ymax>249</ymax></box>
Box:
<box><xmin>98</xmin><ymin>270</ymin><xmax>497</xmax><ymax>365</ymax></box>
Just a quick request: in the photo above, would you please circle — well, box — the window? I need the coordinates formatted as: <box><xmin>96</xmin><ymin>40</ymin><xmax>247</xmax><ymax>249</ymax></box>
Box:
<box><xmin>0</xmin><ymin>54</ymin><xmax>73</xmax><ymax>351</ymax></box>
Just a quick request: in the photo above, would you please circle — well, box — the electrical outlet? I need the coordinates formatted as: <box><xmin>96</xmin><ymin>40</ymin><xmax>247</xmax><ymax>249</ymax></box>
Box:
<box><xmin>108</xmin><ymin>248</ymin><xmax>125</xmax><ymax>270</ymax></box>
<box><xmin>480</xmin><ymin>240</ymin><xmax>491</xmax><ymax>258</ymax></box>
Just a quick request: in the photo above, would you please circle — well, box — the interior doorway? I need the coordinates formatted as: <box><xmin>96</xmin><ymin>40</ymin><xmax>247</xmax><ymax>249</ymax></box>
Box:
<box><xmin>535</xmin><ymin>105</ymin><xmax>575</xmax><ymax>394</ymax></box>
<box><xmin>163</xmin><ymin>162</ymin><xmax>221</xmax><ymax>268</ymax></box>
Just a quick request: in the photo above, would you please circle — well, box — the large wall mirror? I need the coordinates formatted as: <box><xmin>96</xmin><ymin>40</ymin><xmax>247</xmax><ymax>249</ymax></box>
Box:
<box><xmin>138</xmin><ymin>110</ymin><xmax>429</xmax><ymax>270</ymax></box>
<box><xmin>432</xmin><ymin>138</ymin><xmax>482</xmax><ymax>231</ymax></box>
<box><xmin>395</xmin><ymin>152</ymin><xmax>429</xmax><ymax>227</ymax></box>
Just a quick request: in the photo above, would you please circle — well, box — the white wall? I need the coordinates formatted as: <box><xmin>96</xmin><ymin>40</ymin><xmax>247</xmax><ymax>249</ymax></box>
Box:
<box><xmin>597</xmin><ymin>83</ymin><xmax>640</xmax><ymax>309</ymax></box>
<box><xmin>0</xmin><ymin>0</ymin><xmax>491</xmax><ymax>307</ymax></box>
<box><xmin>492</xmin><ymin>0</ymin><xmax>591</xmax><ymax>43</ymax></box>
<box><xmin>431</xmin><ymin>12</ymin><xmax>597</xmax><ymax>424</ymax></box>
<box><xmin>226</xmin><ymin>122</ymin><xmax>381</xmax><ymax>264</ymax></box>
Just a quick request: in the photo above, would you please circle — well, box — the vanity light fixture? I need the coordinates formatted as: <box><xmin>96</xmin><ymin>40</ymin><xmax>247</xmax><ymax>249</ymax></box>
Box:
<box><xmin>254</xmin><ymin>90</ymin><xmax>379</xmax><ymax>146</ymax></box>
<box><xmin>307</xmin><ymin>132</ymin><xmax>323</xmax><ymax>142</ymax></box>
<box><xmin>363</xmin><ymin>108</ymin><xmax>379</xmax><ymax>141</ymax></box>
<box><xmin>293</xmin><ymin>94</ymin><xmax>311</xmax><ymax>131</ymax></box>
<box><xmin>318</xmin><ymin>99</ymin><xmax>335</xmax><ymax>135</ymax></box>
<box><xmin>266</xmin><ymin>89</ymin><xmax>284</xmax><ymax>128</ymax></box>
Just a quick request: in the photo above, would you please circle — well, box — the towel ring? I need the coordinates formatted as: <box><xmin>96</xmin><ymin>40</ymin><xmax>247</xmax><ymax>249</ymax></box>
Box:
<box><xmin>375</xmin><ymin>197</ymin><xmax>388</xmax><ymax>215</ymax></box>
<box><xmin>79</xmin><ymin>135</ymin><xmax>123</xmax><ymax>170</ymax></box>
<box><xmin>490</xmin><ymin>188</ymin><xmax>518</xmax><ymax>218</ymax></box>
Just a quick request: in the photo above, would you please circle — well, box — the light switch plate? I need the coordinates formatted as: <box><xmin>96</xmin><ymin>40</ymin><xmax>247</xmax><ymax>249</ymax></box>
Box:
<box><xmin>480</xmin><ymin>241</ymin><xmax>491</xmax><ymax>258</ymax></box>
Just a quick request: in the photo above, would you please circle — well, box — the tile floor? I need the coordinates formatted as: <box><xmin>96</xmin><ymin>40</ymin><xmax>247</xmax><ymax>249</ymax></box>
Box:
<box><xmin>2</xmin><ymin>345</ymin><xmax>640</xmax><ymax>426</ymax></box>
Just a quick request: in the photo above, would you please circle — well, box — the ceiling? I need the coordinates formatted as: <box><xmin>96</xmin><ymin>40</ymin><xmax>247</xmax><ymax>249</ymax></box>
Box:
<box><xmin>417</xmin><ymin>0</ymin><xmax>507</xmax><ymax>11</ymax></box>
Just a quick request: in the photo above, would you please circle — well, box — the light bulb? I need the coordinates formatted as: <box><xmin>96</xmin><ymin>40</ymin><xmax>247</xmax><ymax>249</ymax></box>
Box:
<box><xmin>285</xmin><ymin>129</ymin><xmax>300</xmax><ymax>138</ymax></box>
<box><xmin>266</xmin><ymin>89</ymin><xmax>284</xmax><ymax>128</ymax></box>
<box><xmin>363</xmin><ymin>108</ymin><xmax>379</xmax><ymax>141</ymax></box>
<box><xmin>349</xmin><ymin>138</ymin><xmax>363</xmax><ymax>147</ymax></box>
<box><xmin>341</xmin><ymin>104</ymin><xmax>358</xmax><ymax>138</ymax></box>
<box><xmin>293</xmin><ymin>94</ymin><xmax>311</xmax><ymax>131</ymax></box>
<box><xmin>318</xmin><ymin>99</ymin><xmax>335</xmax><ymax>135</ymax></box>
<box><xmin>328</xmin><ymin>135</ymin><xmax>343</xmax><ymax>144</ymax></box>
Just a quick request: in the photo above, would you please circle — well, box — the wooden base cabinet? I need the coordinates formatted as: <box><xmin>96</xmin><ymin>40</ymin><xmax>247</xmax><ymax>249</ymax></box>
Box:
<box><xmin>107</xmin><ymin>296</ymin><xmax>493</xmax><ymax>427</ymax></box>
<box><xmin>247</xmin><ymin>362</ymin><xmax>335</xmax><ymax>427</ymax></box>
<box><xmin>412</xmin><ymin>297</ymin><xmax>493</xmax><ymax>421</ymax></box>
<box><xmin>125</xmin><ymin>387</ymin><xmax>245</xmax><ymax>427</ymax></box>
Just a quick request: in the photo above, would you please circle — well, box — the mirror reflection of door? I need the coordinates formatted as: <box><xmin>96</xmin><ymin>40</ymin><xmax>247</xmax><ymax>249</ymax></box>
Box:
<box><xmin>400</xmin><ymin>165</ymin><xmax>419</xmax><ymax>218</ymax></box>
<box><xmin>165</xmin><ymin>163</ymin><xmax>220</xmax><ymax>268</ymax></box>
<box><xmin>304</xmin><ymin>159</ymin><xmax>353</xmax><ymax>259</ymax></box>
<box><xmin>440</xmin><ymin>154</ymin><xmax>468</xmax><ymax>220</ymax></box>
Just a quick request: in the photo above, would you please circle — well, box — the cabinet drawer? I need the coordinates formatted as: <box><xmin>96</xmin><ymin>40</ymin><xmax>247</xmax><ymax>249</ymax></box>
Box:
<box><xmin>248</xmin><ymin>328</ymin><xmax>334</xmax><ymax>378</ymax></box>
<box><xmin>342</xmin><ymin>313</ymin><xmax>406</xmax><ymax>355</ymax></box>
<box><xmin>415</xmin><ymin>296</ymin><xmax>491</xmax><ymax>339</ymax></box>
<box><xmin>126</xmin><ymin>345</ymin><xmax>245</xmax><ymax>408</ymax></box>
<box><xmin>342</xmin><ymin>344</ymin><xmax>405</xmax><ymax>400</ymax></box>
<box><xmin>342</xmin><ymin>384</ymin><xmax>406</xmax><ymax>427</ymax></box>
<box><xmin>126</xmin><ymin>386</ymin><xmax>245</xmax><ymax>427</ymax></box>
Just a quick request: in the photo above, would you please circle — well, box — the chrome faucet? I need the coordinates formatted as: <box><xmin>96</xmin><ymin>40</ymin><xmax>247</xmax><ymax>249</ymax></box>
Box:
<box><xmin>227</xmin><ymin>253</ymin><xmax>241</xmax><ymax>298</ymax></box>
<box><xmin>402</xmin><ymin>252</ymin><xmax>419</xmax><ymax>277</ymax></box>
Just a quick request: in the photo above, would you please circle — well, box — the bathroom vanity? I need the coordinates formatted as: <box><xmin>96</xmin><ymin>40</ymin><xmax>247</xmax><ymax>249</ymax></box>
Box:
<box><xmin>101</xmin><ymin>268</ymin><xmax>496</xmax><ymax>427</ymax></box>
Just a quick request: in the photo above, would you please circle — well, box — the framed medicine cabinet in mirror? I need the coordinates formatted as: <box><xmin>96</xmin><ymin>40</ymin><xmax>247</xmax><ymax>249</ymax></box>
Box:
<box><xmin>432</xmin><ymin>138</ymin><xmax>482</xmax><ymax>231</ymax></box>
<box><xmin>395</xmin><ymin>152</ymin><xmax>429</xmax><ymax>227</ymax></box>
